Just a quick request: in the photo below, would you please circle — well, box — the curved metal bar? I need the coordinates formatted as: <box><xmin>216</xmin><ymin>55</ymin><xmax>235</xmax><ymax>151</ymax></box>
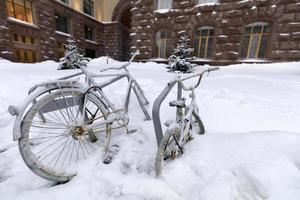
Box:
<box><xmin>152</xmin><ymin>81</ymin><xmax>177</xmax><ymax>146</ymax></box>
<box><xmin>153</xmin><ymin>67</ymin><xmax>219</xmax><ymax>146</ymax></box>
<box><xmin>179</xmin><ymin>67</ymin><xmax>219</xmax><ymax>91</ymax></box>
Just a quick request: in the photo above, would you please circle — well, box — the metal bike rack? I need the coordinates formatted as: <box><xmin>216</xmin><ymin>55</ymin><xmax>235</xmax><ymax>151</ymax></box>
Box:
<box><xmin>152</xmin><ymin>67</ymin><xmax>219</xmax><ymax>146</ymax></box>
<box><xmin>152</xmin><ymin>80</ymin><xmax>183</xmax><ymax>146</ymax></box>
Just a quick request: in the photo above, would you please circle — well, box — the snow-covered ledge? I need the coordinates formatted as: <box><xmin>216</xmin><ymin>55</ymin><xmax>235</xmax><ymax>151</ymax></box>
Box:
<box><xmin>154</xmin><ymin>9</ymin><xmax>171</xmax><ymax>14</ymax></box>
<box><xmin>148</xmin><ymin>58</ymin><xmax>169</xmax><ymax>62</ymax></box>
<box><xmin>84</xmin><ymin>39</ymin><xmax>99</xmax><ymax>45</ymax></box>
<box><xmin>55</xmin><ymin>31</ymin><xmax>72</xmax><ymax>37</ymax></box>
<box><xmin>7</xmin><ymin>17</ymin><xmax>39</xmax><ymax>29</ymax></box>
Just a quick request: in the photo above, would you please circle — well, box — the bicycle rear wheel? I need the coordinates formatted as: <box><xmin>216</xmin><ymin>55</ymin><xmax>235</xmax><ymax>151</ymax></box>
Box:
<box><xmin>19</xmin><ymin>88</ymin><xmax>111</xmax><ymax>182</ymax></box>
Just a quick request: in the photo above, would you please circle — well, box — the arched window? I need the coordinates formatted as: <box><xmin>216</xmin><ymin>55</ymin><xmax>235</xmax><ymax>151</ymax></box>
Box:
<box><xmin>194</xmin><ymin>26</ymin><xmax>214</xmax><ymax>59</ymax></box>
<box><xmin>198</xmin><ymin>0</ymin><xmax>218</xmax><ymax>5</ymax></box>
<box><xmin>240</xmin><ymin>22</ymin><xmax>270</xmax><ymax>59</ymax></box>
<box><xmin>156</xmin><ymin>0</ymin><xmax>172</xmax><ymax>10</ymax></box>
<box><xmin>155</xmin><ymin>30</ymin><xmax>171</xmax><ymax>58</ymax></box>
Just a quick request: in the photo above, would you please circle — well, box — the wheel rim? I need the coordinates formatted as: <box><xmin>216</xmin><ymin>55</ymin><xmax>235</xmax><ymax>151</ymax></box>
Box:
<box><xmin>20</xmin><ymin>89</ymin><xmax>110</xmax><ymax>181</ymax></box>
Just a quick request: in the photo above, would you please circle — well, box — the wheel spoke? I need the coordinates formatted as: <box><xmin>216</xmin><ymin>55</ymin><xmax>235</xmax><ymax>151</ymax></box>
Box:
<box><xmin>19</xmin><ymin>89</ymin><xmax>111</xmax><ymax>182</ymax></box>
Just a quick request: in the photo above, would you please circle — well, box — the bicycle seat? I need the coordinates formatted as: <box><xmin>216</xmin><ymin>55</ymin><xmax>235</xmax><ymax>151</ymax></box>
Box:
<box><xmin>169</xmin><ymin>99</ymin><xmax>186</xmax><ymax>108</ymax></box>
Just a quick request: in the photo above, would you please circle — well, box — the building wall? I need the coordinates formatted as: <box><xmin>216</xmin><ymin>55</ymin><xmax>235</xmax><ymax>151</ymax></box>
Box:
<box><xmin>68</xmin><ymin>0</ymin><xmax>119</xmax><ymax>22</ymax></box>
<box><xmin>0</xmin><ymin>0</ymin><xmax>125</xmax><ymax>62</ymax></box>
<box><xmin>0</xmin><ymin>0</ymin><xmax>14</xmax><ymax>60</ymax></box>
<box><xmin>99</xmin><ymin>0</ymin><xmax>119</xmax><ymax>22</ymax></box>
<box><xmin>130</xmin><ymin>0</ymin><xmax>300</xmax><ymax>63</ymax></box>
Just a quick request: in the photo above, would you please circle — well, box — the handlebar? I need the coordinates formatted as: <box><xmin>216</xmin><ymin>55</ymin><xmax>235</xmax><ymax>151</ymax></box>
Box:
<box><xmin>177</xmin><ymin>67</ymin><xmax>219</xmax><ymax>91</ymax></box>
<box><xmin>100</xmin><ymin>50</ymin><xmax>140</xmax><ymax>72</ymax></box>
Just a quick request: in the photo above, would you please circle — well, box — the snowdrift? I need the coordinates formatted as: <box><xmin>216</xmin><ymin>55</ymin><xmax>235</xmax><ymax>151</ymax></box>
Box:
<box><xmin>0</xmin><ymin>59</ymin><xmax>300</xmax><ymax>200</ymax></box>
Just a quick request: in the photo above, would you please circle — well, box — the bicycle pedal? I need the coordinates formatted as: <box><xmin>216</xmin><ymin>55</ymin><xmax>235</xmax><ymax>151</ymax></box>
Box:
<box><xmin>103</xmin><ymin>144</ymin><xmax>120</xmax><ymax>164</ymax></box>
<box><xmin>164</xmin><ymin>120</ymin><xmax>174</xmax><ymax>127</ymax></box>
<box><xmin>103</xmin><ymin>156</ymin><xmax>112</xmax><ymax>164</ymax></box>
<box><xmin>169</xmin><ymin>99</ymin><xmax>186</xmax><ymax>108</ymax></box>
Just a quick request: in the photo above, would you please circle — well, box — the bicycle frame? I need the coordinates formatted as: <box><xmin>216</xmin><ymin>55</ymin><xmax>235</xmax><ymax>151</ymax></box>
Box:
<box><xmin>9</xmin><ymin>52</ymin><xmax>151</xmax><ymax>141</ymax></box>
<box><xmin>78</xmin><ymin>67</ymin><xmax>151</xmax><ymax>130</ymax></box>
<box><xmin>79</xmin><ymin>66</ymin><xmax>150</xmax><ymax>120</ymax></box>
<box><xmin>152</xmin><ymin>67</ymin><xmax>219</xmax><ymax>146</ymax></box>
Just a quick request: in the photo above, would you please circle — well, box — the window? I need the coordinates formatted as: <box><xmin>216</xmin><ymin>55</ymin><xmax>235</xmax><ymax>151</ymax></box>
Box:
<box><xmin>240</xmin><ymin>22</ymin><xmax>270</xmax><ymax>59</ymax></box>
<box><xmin>59</xmin><ymin>0</ymin><xmax>68</xmax><ymax>4</ymax></box>
<box><xmin>55</xmin><ymin>14</ymin><xmax>70</xmax><ymax>33</ymax></box>
<box><xmin>13</xmin><ymin>34</ymin><xmax>35</xmax><ymax>44</ymax></box>
<box><xmin>155</xmin><ymin>30</ymin><xmax>171</xmax><ymax>58</ymax></box>
<box><xmin>57</xmin><ymin>42</ymin><xmax>66</xmax><ymax>59</ymax></box>
<box><xmin>84</xmin><ymin>26</ymin><xmax>94</xmax><ymax>40</ymax></box>
<box><xmin>6</xmin><ymin>0</ymin><xmax>34</xmax><ymax>23</ymax></box>
<box><xmin>12</xmin><ymin>34</ymin><xmax>38</xmax><ymax>63</ymax></box>
<box><xmin>83</xmin><ymin>0</ymin><xmax>94</xmax><ymax>16</ymax></box>
<box><xmin>15</xmin><ymin>49</ymin><xmax>37</xmax><ymax>63</ymax></box>
<box><xmin>198</xmin><ymin>0</ymin><xmax>218</xmax><ymax>5</ymax></box>
<box><xmin>194</xmin><ymin>27</ymin><xmax>214</xmax><ymax>59</ymax></box>
<box><xmin>156</xmin><ymin>0</ymin><xmax>172</xmax><ymax>10</ymax></box>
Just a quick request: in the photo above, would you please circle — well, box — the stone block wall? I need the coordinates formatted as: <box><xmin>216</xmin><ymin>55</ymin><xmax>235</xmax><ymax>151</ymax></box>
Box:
<box><xmin>0</xmin><ymin>0</ymin><xmax>14</xmax><ymax>60</ymax></box>
<box><xmin>102</xmin><ymin>23</ymin><xmax>122</xmax><ymax>60</ymax></box>
<box><xmin>130</xmin><ymin>0</ymin><xmax>300</xmax><ymax>62</ymax></box>
<box><xmin>0</xmin><ymin>0</ymin><xmax>127</xmax><ymax>62</ymax></box>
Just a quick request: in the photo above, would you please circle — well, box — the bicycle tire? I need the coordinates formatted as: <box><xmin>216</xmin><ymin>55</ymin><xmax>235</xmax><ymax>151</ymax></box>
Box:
<box><xmin>155</xmin><ymin>111</ymin><xmax>204</xmax><ymax>176</ymax></box>
<box><xmin>155</xmin><ymin>126</ymin><xmax>181</xmax><ymax>176</ymax></box>
<box><xmin>192</xmin><ymin>110</ymin><xmax>205</xmax><ymax>135</ymax></box>
<box><xmin>19</xmin><ymin>88</ymin><xmax>111</xmax><ymax>182</ymax></box>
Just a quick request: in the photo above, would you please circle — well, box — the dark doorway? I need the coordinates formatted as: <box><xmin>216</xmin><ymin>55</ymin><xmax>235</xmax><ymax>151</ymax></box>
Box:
<box><xmin>119</xmin><ymin>7</ymin><xmax>132</xmax><ymax>60</ymax></box>
<box><xmin>120</xmin><ymin>8</ymin><xmax>132</xmax><ymax>29</ymax></box>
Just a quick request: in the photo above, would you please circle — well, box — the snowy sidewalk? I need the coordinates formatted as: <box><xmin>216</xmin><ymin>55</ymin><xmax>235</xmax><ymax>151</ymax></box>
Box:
<box><xmin>0</xmin><ymin>59</ymin><xmax>300</xmax><ymax>200</ymax></box>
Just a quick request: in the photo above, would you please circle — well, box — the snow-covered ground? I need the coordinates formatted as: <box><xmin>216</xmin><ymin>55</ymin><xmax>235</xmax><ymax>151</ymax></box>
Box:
<box><xmin>0</xmin><ymin>58</ymin><xmax>300</xmax><ymax>200</ymax></box>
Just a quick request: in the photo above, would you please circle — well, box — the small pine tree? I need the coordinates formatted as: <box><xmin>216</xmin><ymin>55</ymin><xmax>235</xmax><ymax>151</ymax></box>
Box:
<box><xmin>168</xmin><ymin>34</ymin><xmax>194</xmax><ymax>73</ymax></box>
<box><xmin>58</xmin><ymin>37</ymin><xmax>88</xmax><ymax>70</ymax></box>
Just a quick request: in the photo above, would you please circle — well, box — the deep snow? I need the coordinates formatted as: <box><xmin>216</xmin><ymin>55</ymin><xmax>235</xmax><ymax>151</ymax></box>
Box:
<box><xmin>0</xmin><ymin>58</ymin><xmax>300</xmax><ymax>200</ymax></box>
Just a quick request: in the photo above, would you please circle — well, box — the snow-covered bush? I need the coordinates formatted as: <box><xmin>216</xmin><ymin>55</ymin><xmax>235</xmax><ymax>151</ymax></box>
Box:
<box><xmin>58</xmin><ymin>37</ymin><xmax>89</xmax><ymax>70</ymax></box>
<box><xmin>167</xmin><ymin>34</ymin><xmax>194</xmax><ymax>73</ymax></box>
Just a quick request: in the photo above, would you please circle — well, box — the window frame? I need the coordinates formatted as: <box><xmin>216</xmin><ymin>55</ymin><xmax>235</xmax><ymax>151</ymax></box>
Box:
<box><xmin>59</xmin><ymin>0</ymin><xmax>69</xmax><ymax>4</ymax></box>
<box><xmin>194</xmin><ymin>26</ymin><xmax>215</xmax><ymax>59</ymax></box>
<box><xmin>155</xmin><ymin>30</ymin><xmax>172</xmax><ymax>59</ymax></box>
<box><xmin>57</xmin><ymin>42</ymin><xmax>66</xmax><ymax>59</ymax></box>
<box><xmin>83</xmin><ymin>0</ymin><xmax>94</xmax><ymax>17</ymax></box>
<box><xmin>55</xmin><ymin>13</ymin><xmax>71</xmax><ymax>34</ymax></box>
<box><xmin>12</xmin><ymin>33</ymin><xmax>38</xmax><ymax>63</ymax></box>
<box><xmin>240</xmin><ymin>22</ymin><xmax>270</xmax><ymax>59</ymax></box>
<box><xmin>84</xmin><ymin>25</ymin><xmax>94</xmax><ymax>41</ymax></box>
<box><xmin>155</xmin><ymin>0</ymin><xmax>173</xmax><ymax>10</ymax></box>
<box><xmin>6</xmin><ymin>0</ymin><xmax>34</xmax><ymax>23</ymax></box>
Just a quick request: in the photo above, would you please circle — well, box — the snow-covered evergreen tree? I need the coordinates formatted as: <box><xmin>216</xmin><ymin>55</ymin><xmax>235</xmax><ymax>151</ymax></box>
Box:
<box><xmin>58</xmin><ymin>37</ymin><xmax>89</xmax><ymax>70</ymax></box>
<box><xmin>168</xmin><ymin>34</ymin><xmax>194</xmax><ymax>73</ymax></box>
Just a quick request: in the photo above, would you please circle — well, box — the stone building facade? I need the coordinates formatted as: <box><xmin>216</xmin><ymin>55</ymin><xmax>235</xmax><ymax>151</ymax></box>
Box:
<box><xmin>1</xmin><ymin>0</ymin><xmax>300</xmax><ymax>64</ymax></box>
<box><xmin>130</xmin><ymin>0</ymin><xmax>300</xmax><ymax>64</ymax></box>
<box><xmin>0</xmin><ymin>0</ymin><xmax>128</xmax><ymax>62</ymax></box>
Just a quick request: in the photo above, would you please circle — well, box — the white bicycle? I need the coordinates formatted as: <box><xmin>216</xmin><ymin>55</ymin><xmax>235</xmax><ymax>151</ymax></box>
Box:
<box><xmin>153</xmin><ymin>67</ymin><xmax>219</xmax><ymax>176</ymax></box>
<box><xmin>9</xmin><ymin>51</ymin><xmax>151</xmax><ymax>182</ymax></box>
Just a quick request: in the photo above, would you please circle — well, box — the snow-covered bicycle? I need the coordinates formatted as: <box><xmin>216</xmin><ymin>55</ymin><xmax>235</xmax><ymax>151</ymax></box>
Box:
<box><xmin>152</xmin><ymin>67</ymin><xmax>219</xmax><ymax>176</ymax></box>
<box><xmin>8</xmin><ymin>51</ymin><xmax>151</xmax><ymax>182</ymax></box>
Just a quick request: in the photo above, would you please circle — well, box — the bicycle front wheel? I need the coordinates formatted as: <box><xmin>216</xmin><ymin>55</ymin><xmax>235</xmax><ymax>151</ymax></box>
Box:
<box><xmin>19</xmin><ymin>88</ymin><xmax>111</xmax><ymax>182</ymax></box>
<box><xmin>155</xmin><ymin>126</ymin><xmax>181</xmax><ymax>176</ymax></box>
<box><xmin>192</xmin><ymin>110</ymin><xmax>205</xmax><ymax>135</ymax></box>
